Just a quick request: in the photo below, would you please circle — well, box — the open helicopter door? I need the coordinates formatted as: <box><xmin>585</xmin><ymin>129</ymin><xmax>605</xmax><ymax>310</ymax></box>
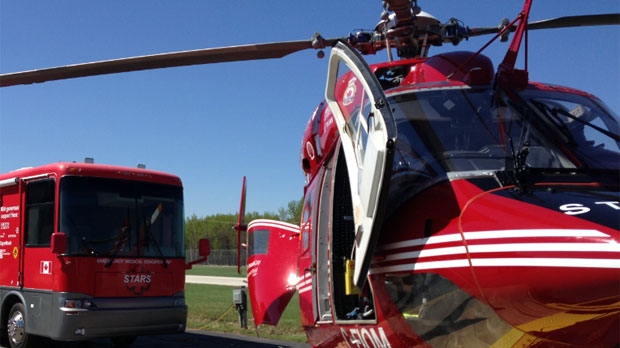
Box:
<box><xmin>325</xmin><ymin>41</ymin><xmax>396</xmax><ymax>287</ymax></box>
<box><xmin>246</xmin><ymin>219</ymin><xmax>299</xmax><ymax>326</ymax></box>
<box><xmin>236</xmin><ymin>178</ymin><xmax>300</xmax><ymax>327</ymax></box>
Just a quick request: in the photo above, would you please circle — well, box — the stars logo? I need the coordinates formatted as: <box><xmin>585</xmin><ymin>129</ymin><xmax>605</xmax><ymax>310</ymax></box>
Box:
<box><xmin>123</xmin><ymin>266</ymin><xmax>153</xmax><ymax>295</ymax></box>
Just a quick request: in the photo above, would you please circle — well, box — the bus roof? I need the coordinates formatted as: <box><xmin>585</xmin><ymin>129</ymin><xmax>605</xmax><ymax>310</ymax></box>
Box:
<box><xmin>0</xmin><ymin>162</ymin><xmax>182</xmax><ymax>186</ymax></box>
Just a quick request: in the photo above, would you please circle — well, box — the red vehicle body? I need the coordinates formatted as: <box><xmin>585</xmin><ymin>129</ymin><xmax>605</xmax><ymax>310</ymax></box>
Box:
<box><xmin>0</xmin><ymin>0</ymin><xmax>617</xmax><ymax>347</ymax></box>
<box><xmin>0</xmin><ymin>161</ymin><xmax>208</xmax><ymax>348</ymax></box>
<box><xmin>245</xmin><ymin>2</ymin><xmax>620</xmax><ymax>347</ymax></box>
<box><xmin>248</xmin><ymin>50</ymin><xmax>620</xmax><ymax>348</ymax></box>
<box><xmin>245</xmin><ymin>219</ymin><xmax>299</xmax><ymax>326</ymax></box>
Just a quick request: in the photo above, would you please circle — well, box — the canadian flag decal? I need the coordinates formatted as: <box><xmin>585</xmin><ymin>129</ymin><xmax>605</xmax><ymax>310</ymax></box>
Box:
<box><xmin>40</xmin><ymin>261</ymin><xmax>52</xmax><ymax>274</ymax></box>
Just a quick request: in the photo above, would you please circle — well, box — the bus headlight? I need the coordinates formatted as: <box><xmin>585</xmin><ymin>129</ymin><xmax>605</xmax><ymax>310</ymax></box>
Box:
<box><xmin>63</xmin><ymin>299</ymin><xmax>96</xmax><ymax>309</ymax></box>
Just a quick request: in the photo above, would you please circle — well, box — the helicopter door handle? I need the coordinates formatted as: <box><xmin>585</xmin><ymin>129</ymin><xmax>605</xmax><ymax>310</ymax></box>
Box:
<box><xmin>305</xmin><ymin>263</ymin><xmax>316</xmax><ymax>275</ymax></box>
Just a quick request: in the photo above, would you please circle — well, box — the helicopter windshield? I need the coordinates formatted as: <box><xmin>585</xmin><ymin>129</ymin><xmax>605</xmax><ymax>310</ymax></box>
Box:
<box><xmin>522</xmin><ymin>89</ymin><xmax>620</xmax><ymax>169</ymax></box>
<box><xmin>387</xmin><ymin>86</ymin><xmax>620</xmax><ymax>205</ymax></box>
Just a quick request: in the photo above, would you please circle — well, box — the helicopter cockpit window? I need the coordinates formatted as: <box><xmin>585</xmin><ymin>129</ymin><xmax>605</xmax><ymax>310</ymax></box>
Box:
<box><xmin>386</xmin><ymin>87</ymin><xmax>619</xmax><ymax>212</ymax></box>
<box><xmin>390</xmin><ymin>89</ymin><xmax>510</xmax><ymax>175</ymax></box>
<box><xmin>389</xmin><ymin>87</ymin><xmax>619</xmax><ymax>174</ymax></box>
<box><xmin>388</xmin><ymin>89</ymin><xmax>516</xmax><ymax>186</ymax></box>
<box><xmin>248</xmin><ymin>229</ymin><xmax>269</xmax><ymax>257</ymax></box>
<box><xmin>524</xmin><ymin>91</ymin><xmax>620</xmax><ymax>170</ymax></box>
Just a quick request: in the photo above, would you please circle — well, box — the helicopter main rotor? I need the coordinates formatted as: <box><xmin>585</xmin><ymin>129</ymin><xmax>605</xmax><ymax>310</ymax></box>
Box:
<box><xmin>0</xmin><ymin>1</ymin><xmax>617</xmax><ymax>87</ymax></box>
<box><xmin>0</xmin><ymin>35</ymin><xmax>336</xmax><ymax>88</ymax></box>
<box><xmin>351</xmin><ymin>0</ymin><xmax>620</xmax><ymax>59</ymax></box>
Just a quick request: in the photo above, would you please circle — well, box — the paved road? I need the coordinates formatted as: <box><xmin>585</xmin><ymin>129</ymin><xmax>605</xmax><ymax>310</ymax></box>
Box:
<box><xmin>1</xmin><ymin>330</ymin><xmax>309</xmax><ymax>348</ymax></box>
<box><xmin>2</xmin><ymin>277</ymin><xmax>302</xmax><ymax>348</ymax></box>
<box><xmin>185</xmin><ymin>275</ymin><xmax>246</xmax><ymax>287</ymax></box>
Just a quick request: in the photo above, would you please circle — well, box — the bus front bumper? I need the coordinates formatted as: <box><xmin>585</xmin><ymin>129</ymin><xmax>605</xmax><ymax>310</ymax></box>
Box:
<box><xmin>49</xmin><ymin>296</ymin><xmax>187</xmax><ymax>341</ymax></box>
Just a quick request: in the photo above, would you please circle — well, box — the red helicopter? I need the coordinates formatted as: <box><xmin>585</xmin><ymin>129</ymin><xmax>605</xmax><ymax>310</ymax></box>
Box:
<box><xmin>1</xmin><ymin>0</ymin><xmax>619</xmax><ymax>347</ymax></box>
<box><xmin>238</xmin><ymin>1</ymin><xmax>620</xmax><ymax>347</ymax></box>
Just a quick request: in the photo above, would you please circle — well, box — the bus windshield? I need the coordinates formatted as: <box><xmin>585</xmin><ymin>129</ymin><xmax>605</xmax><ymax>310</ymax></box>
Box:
<box><xmin>59</xmin><ymin>177</ymin><xmax>184</xmax><ymax>258</ymax></box>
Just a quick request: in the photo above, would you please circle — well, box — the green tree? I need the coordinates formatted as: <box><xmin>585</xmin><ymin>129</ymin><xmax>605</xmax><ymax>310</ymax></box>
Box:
<box><xmin>205</xmin><ymin>213</ymin><xmax>237</xmax><ymax>250</ymax></box>
<box><xmin>185</xmin><ymin>198</ymin><xmax>302</xmax><ymax>251</ymax></box>
<box><xmin>278</xmin><ymin>198</ymin><xmax>303</xmax><ymax>223</ymax></box>
<box><xmin>185</xmin><ymin>213</ymin><xmax>207</xmax><ymax>250</ymax></box>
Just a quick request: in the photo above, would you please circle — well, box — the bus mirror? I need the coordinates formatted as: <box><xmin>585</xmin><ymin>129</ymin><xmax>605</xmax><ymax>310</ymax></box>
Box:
<box><xmin>186</xmin><ymin>238</ymin><xmax>210</xmax><ymax>269</ymax></box>
<box><xmin>51</xmin><ymin>232</ymin><xmax>67</xmax><ymax>254</ymax></box>
<box><xmin>198</xmin><ymin>238</ymin><xmax>211</xmax><ymax>257</ymax></box>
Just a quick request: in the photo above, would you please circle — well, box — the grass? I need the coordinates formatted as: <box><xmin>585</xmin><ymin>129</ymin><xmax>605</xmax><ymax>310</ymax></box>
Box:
<box><xmin>185</xmin><ymin>266</ymin><xmax>307</xmax><ymax>343</ymax></box>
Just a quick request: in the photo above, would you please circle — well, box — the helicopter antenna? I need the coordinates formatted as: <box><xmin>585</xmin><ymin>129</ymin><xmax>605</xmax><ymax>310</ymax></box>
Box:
<box><xmin>497</xmin><ymin>0</ymin><xmax>533</xmax><ymax>87</ymax></box>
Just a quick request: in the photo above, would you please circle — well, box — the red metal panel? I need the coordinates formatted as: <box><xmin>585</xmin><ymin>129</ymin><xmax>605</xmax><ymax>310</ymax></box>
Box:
<box><xmin>246</xmin><ymin>219</ymin><xmax>299</xmax><ymax>326</ymax></box>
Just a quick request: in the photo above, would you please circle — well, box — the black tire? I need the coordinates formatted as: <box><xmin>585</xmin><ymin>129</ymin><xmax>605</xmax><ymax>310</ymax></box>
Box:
<box><xmin>6</xmin><ymin>303</ymin><xmax>38</xmax><ymax>348</ymax></box>
<box><xmin>110</xmin><ymin>335</ymin><xmax>137</xmax><ymax>347</ymax></box>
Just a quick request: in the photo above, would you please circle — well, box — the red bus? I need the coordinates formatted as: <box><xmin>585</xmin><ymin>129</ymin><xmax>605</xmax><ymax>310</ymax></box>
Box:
<box><xmin>0</xmin><ymin>161</ymin><xmax>209</xmax><ymax>348</ymax></box>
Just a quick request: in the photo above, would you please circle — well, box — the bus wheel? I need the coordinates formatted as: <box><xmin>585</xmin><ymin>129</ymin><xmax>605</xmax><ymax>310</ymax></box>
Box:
<box><xmin>6</xmin><ymin>303</ymin><xmax>36</xmax><ymax>348</ymax></box>
<box><xmin>110</xmin><ymin>335</ymin><xmax>137</xmax><ymax>347</ymax></box>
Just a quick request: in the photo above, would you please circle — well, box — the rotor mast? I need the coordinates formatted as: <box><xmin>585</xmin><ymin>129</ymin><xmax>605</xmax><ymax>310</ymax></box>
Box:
<box><xmin>382</xmin><ymin>0</ymin><xmax>422</xmax><ymax>59</ymax></box>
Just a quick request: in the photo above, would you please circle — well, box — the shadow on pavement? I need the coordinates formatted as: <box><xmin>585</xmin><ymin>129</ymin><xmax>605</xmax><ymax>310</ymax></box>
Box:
<box><xmin>1</xmin><ymin>330</ymin><xmax>309</xmax><ymax>348</ymax></box>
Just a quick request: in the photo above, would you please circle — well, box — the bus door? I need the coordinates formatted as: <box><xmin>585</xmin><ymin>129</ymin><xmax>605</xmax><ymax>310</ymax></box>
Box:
<box><xmin>21</xmin><ymin>178</ymin><xmax>56</xmax><ymax>291</ymax></box>
<box><xmin>0</xmin><ymin>176</ymin><xmax>23</xmax><ymax>288</ymax></box>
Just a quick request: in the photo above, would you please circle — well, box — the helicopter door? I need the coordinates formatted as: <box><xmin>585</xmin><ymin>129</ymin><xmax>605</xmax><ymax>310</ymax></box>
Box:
<box><xmin>245</xmin><ymin>219</ymin><xmax>299</xmax><ymax>326</ymax></box>
<box><xmin>298</xmin><ymin>174</ymin><xmax>321</xmax><ymax>326</ymax></box>
<box><xmin>325</xmin><ymin>41</ymin><xmax>396</xmax><ymax>287</ymax></box>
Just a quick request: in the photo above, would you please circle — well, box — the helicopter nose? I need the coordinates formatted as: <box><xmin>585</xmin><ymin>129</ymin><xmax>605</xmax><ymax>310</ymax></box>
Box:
<box><xmin>464</xmin><ymin>228</ymin><xmax>620</xmax><ymax>345</ymax></box>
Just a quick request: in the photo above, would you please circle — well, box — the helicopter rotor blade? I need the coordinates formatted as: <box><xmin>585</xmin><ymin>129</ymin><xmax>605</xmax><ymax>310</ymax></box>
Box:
<box><xmin>528</xmin><ymin>13</ymin><xmax>620</xmax><ymax>30</ymax></box>
<box><xmin>0</xmin><ymin>36</ymin><xmax>337</xmax><ymax>87</ymax></box>
<box><xmin>469</xmin><ymin>13</ymin><xmax>620</xmax><ymax>37</ymax></box>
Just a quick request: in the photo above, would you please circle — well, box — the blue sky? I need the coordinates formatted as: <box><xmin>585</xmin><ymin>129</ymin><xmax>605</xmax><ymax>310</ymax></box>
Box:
<box><xmin>1</xmin><ymin>1</ymin><xmax>618</xmax><ymax>217</ymax></box>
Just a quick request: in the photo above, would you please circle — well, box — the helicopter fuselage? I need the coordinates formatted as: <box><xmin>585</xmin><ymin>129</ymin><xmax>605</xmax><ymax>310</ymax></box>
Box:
<box><xmin>246</xmin><ymin>48</ymin><xmax>619</xmax><ymax>347</ymax></box>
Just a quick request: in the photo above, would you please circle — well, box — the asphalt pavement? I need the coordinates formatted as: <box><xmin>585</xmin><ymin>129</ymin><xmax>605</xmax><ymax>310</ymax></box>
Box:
<box><xmin>2</xmin><ymin>330</ymin><xmax>309</xmax><ymax>348</ymax></box>
<box><xmin>1</xmin><ymin>276</ymin><xmax>305</xmax><ymax>348</ymax></box>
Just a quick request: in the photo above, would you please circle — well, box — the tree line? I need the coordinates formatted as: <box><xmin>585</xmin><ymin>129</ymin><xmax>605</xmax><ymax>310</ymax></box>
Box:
<box><xmin>185</xmin><ymin>198</ymin><xmax>303</xmax><ymax>251</ymax></box>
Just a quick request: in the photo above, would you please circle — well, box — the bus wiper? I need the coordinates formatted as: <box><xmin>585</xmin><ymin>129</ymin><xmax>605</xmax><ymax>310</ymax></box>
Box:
<box><xmin>144</xmin><ymin>203</ymin><xmax>168</xmax><ymax>268</ymax></box>
<box><xmin>106</xmin><ymin>208</ymin><xmax>131</xmax><ymax>268</ymax></box>
<box><xmin>105</xmin><ymin>225</ymin><xmax>130</xmax><ymax>267</ymax></box>
<box><xmin>67</xmin><ymin>216</ymin><xmax>98</xmax><ymax>255</ymax></box>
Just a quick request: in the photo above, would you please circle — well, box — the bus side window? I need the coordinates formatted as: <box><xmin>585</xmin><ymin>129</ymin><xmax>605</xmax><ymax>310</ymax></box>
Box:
<box><xmin>25</xmin><ymin>178</ymin><xmax>55</xmax><ymax>246</ymax></box>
